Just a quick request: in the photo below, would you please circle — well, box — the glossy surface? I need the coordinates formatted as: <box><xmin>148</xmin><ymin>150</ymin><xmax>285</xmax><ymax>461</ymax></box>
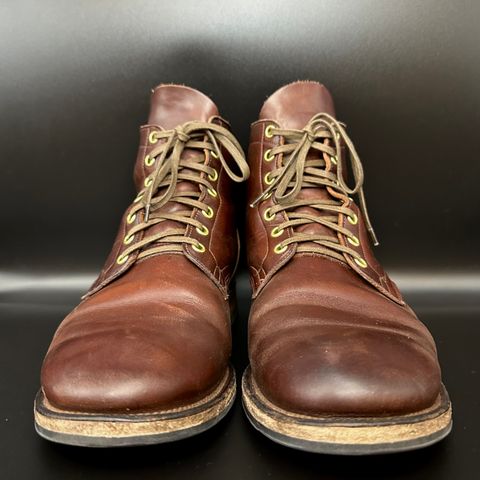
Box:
<box><xmin>1</xmin><ymin>278</ymin><xmax>479</xmax><ymax>478</ymax></box>
<box><xmin>246</xmin><ymin>83</ymin><xmax>444</xmax><ymax>425</ymax></box>
<box><xmin>0</xmin><ymin>0</ymin><xmax>479</xmax><ymax>476</ymax></box>
<box><xmin>38</xmin><ymin>84</ymin><xmax>242</xmax><ymax>416</ymax></box>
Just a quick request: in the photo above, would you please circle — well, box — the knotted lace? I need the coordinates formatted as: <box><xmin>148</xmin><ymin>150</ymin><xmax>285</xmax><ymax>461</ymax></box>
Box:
<box><xmin>251</xmin><ymin>113</ymin><xmax>378</xmax><ymax>264</ymax></box>
<box><xmin>119</xmin><ymin>119</ymin><xmax>249</xmax><ymax>262</ymax></box>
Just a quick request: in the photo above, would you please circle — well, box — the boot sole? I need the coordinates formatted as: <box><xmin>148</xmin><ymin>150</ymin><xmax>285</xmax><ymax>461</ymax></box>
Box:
<box><xmin>34</xmin><ymin>367</ymin><xmax>236</xmax><ymax>447</ymax></box>
<box><xmin>242</xmin><ymin>367</ymin><xmax>452</xmax><ymax>455</ymax></box>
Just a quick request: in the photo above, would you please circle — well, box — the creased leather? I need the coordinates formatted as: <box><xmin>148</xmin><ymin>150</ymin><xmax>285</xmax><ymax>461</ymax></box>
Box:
<box><xmin>246</xmin><ymin>81</ymin><xmax>443</xmax><ymax>417</ymax></box>
<box><xmin>85</xmin><ymin>88</ymin><xmax>238</xmax><ymax>299</ymax></box>
<box><xmin>41</xmin><ymin>85</ymin><xmax>240</xmax><ymax>413</ymax></box>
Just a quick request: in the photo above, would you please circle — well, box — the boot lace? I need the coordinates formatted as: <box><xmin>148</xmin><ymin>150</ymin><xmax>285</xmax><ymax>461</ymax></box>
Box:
<box><xmin>117</xmin><ymin>119</ymin><xmax>249</xmax><ymax>264</ymax></box>
<box><xmin>250</xmin><ymin>113</ymin><xmax>378</xmax><ymax>264</ymax></box>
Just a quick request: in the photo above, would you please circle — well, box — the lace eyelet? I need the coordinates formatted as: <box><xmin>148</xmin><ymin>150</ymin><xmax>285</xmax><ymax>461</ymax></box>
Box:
<box><xmin>123</xmin><ymin>234</ymin><xmax>134</xmax><ymax>245</ymax></box>
<box><xmin>148</xmin><ymin>131</ymin><xmax>159</xmax><ymax>144</ymax></box>
<box><xmin>347</xmin><ymin>235</ymin><xmax>360</xmax><ymax>246</ymax></box>
<box><xmin>265</xmin><ymin>125</ymin><xmax>275</xmax><ymax>138</ymax></box>
<box><xmin>210</xmin><ymin>151</ymin><xmax>219</xmax><ymax>159</ymax></box>
<box><xmin>208</xmin><ymin>169</ymin><xmax>218</xmax><ymax>181</ymax></box>
<box><xmin>264</xmin><ymin>172</ymin><xmax>274</xmax><ymax>185</ymax></box>
<box><xmin>192</xmin><ymin>241</ymin><xmax>206</xmax><ymax>253</ymax></box>
<box><xmin>144</xmin><ymin>155</ymin><xmax>155</xmax><ymax>167</ymax></box>
<box><xmin>354</xmin><ymin>257</ymin><xmax>368</xmax><ymax>268</ymax></box>
<box><xmin>330</xmin><ymin>155</ymin><xmax>337</xmax><ymax>165</ymax></box>
<box><xmin>116</xmin><ymin>254</ymin><xmax>129</xmax><ymax>265</ymax></box>
<box><xmin>202</xmin><ymin>206</ymin><xmax>214</xmax><ymax>218</ymax></box>
<box><xmin>274</xmin><ymin>243</ymin><xmax>288</xmax><ymax>254</ymax></box>
<box><xmin>134</xmin><ymin>192</ymin><xmax>144</xmax><ymax>203</ymax></box>
<box><xmin>196</xmin><ymin>224</ymin><xmax>209</xmax><ymax>236</ymax></box>
<box><xmin>271</xmin><ymin>226</ymin><xmax>284</xmax><ymax>238</ymax></box>
<box><xmin>264</xmin><ymin>208</ymin><xmax>275</xmax><ymax>222</ymax></box>
<box><xmin>207</xmin><ymin>188</ymin><xmax>217</xmax><ymax>198</ymax></box>
<box><xmin>127</xmin><ymin>213</ymin><xmax>136</xmax><ymax>224</ymax></box>
<box><xmin>264</xmin><ymin>149</ymin><xmax>275</xmax><ymax>162</ymax></box>
<box><xmin>347</xmin><ymin>213</ymin><xmax>358</xmax><ymax>225</ymax></box>
<box><xmin>144</xmin><ymin>177</ymin><xmax>153</xmax><ymax>187</ymax></box>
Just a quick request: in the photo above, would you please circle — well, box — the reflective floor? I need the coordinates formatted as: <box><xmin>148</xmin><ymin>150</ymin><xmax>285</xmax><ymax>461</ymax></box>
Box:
<box><xmin>1</xmin><ymin>276</ymin><xmax>479</xmax><ymax>479</ymax></box>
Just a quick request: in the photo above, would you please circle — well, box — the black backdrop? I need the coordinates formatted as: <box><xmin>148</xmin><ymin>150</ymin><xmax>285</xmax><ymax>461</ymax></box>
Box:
<box><xmin>1</xmin><ymin>1</ymin><xmax>479</xmax><ymax>479</ymax></box>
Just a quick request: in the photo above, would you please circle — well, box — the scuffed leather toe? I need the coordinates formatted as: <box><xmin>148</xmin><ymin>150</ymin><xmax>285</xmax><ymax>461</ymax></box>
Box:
<box><xmin>41</xmin><ymin>256</ymin><xmax>231</xmax><ymax>413</ymax></box>
<box><xmin>42</xmin><ymin>318</ymin><xmax>227</xmax><ymax>413</ymax></box>
<box><xmin>254</xmin><ymin>322</ymin><xmax>441</xmax><ymax>416</ymax></box>
<box><xmin>249</xmin><ymin>257</ymin><xmax>443</xmax><ymax>418</ymax></box>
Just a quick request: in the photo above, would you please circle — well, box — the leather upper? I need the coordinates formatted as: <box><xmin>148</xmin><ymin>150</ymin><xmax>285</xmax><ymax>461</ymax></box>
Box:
<box><xmin>86</xmin><ymin>85</ymin><xmax>240</xmax><ymax>299</ymax></box>
<box><xmin>41</xmin><ymin>85</ymin><xmax>241</xmax><ymax>413</ymax></box>
<box><xmin>246</xmin><ymin>81</ymin><xmax>442</xmax><ymax>416</ymax></box>
<box><xmin>248</xmin><ymin>256</ymin><xmax>440</xmax><ymax>415</ymax></box>
<box><xmin>42</xmin><ymin>255</ymin><xmax>231</xmax><ymax>412</ymax></box>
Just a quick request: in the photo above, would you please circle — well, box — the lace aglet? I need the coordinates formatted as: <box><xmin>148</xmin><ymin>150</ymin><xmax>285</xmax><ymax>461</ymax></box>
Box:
<box><xmin>249</xmin><ymin>192</ymin><xmax>267</xmax><ymax>208</ymax></box>
<box><xmin>144</xmin><ymin>203</ymin><xmax>151</xmax><ymax>223</ymax></box>
<box><xmin>368</xmin><ymin>227</ymin><xmax>379</xmax><ymax>246</ymax></box>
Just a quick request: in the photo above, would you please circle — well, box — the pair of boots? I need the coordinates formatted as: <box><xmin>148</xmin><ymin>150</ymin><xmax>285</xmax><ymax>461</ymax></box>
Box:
<box><xmin>34</xmin><ymin>81</ymin><xmax>451</xmax><ymax>454</ymax></box>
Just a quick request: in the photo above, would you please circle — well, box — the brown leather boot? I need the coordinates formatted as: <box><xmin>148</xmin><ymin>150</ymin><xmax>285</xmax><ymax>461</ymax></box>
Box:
<box><xmin>35</xmin><ymin>84</ymin><xmax>249</xmax><ymax>447</ymax></box>
<box><xmin>242</xmin><ymin>81</ymin><xmax>452</xmax><ymax>454</ymax></box>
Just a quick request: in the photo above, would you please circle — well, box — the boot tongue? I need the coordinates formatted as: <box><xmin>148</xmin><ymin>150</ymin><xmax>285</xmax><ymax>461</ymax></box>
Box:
<box><xmin>259</xmin><ymin>81</ymin><xmax>335</xmax><ymax>129</ymax></box>
<box><xmin>261</xmin><ymin>81</ymin><xmax>340</xmax><ymax>246</ymax></box>
<box><xmin>148</xmin><ymin>84</ymin><xmax>219</xmax><ymax>128</ymax></box>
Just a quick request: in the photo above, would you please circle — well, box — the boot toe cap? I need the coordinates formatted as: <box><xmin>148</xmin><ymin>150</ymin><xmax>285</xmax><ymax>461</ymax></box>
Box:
<box><xmin>254</xmin><ymin>324</ymin><xmax>441</xmax><ymax>417</ymax></box>
<box><xmin>41</xmin><ymin>319</ymin><xmax>228</xmax><ymax>413</ymax></box>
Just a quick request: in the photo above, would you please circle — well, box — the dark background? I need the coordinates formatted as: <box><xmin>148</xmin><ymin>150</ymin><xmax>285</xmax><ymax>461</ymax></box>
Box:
<box><xmin>1</xmin><ymin>1</ymin><xmax>479</xmax><ymax>479</ymax></box>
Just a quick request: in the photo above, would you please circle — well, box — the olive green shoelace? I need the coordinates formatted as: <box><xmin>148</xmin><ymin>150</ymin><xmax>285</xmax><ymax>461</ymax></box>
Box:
<box><xmin>250</xmin><ymin>113</ymin><xmax>378</xmax><ymax>264</ymax></box>
<box><xmin>118</xmin><ymin>120</ymin><xmax>250</xmax><ymax>263</ymax></box>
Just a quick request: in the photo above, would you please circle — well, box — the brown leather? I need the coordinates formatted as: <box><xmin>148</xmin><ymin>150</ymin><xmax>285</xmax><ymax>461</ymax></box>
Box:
<box><xmin>246</xmin><ymin>81</ymin><xmax>442</xmax><ymax>416</ymax></box>
<box><xmin>86</xmin><ymin>86</ymin><xmax>239</xmax><ymax>299</ymax></box>
<box><xmin>41</xmin><ymin>85</ymin><xmax>241</xmax><ymax>412</ymax></box>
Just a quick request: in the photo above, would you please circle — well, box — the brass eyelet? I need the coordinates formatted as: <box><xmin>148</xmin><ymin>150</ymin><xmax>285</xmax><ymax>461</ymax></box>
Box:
<box><xmin>127</xmin><ymin>213</ymin><xmax>136</xmax><ymax>224</ymax></box>
<box><xmin>271</xmin><ymin>226</ymin><xmax>284</xmax><ymax>238</ymax></box>
<box><xmin>202</xmin><ymin>206</ymin><xmax>214</xmax><ymax>218</ymax></box>
<box><xmin>207</xmin><ymin>188</ymin><xmax>217</xmax><ymax>198</ymax></box>
<box><xmin>210</xmin><ymin>151</ymin><xmax>219</xmax><ymax>159</ymax></box>
<box><xmin>148</xmin><ymin>131</ymin><xmax>159</xmax><ymax>144</ymax></box>
<box><xmin>192</xmin><ymin>241</ymin><xmax>206</xmax><ymax>253</ymax></box>
<box><xmin>144</xmin><ymin>177</ymin><xmax>153</xmax><ymax>187</ymax></box>
<box><xmin>347</xmin><ymin>235</ymin><xmax>360</xmax><ymax>247</ymax></box>
<box><xmin>347</xmin><ymin>213</ymin><xmax>358</xmax><ymax>225</ymax></box>
<box><xmin>264</xmin><ymin>172</ymin><xmax>274</xmax><ymax>185</ymax></box>
<box><xmin>263</xmin><ymin>208</ymin><xmax>275</xmax><ymax>222</ymax></box>
<box><xmin>274</xmin><ymin>243</ymin><xmax>288</xmax><ymax>254</ymax></box>
<box><xmin>144</xmin><ymin>155</ymin><xmax>155</xmax><ymax>167</ymax></box>
<box><xmin>123</xmin><ymin>234</ymin><xmax>134</xmax><ymax>245</ymax></box>
<box><xmin>264</xmin><ymin>149</ymin><xmax>275</xmax><ymax>162</ymax></box>
<box><xmin>208</xmin><ymin>169</ymin><xmax>218</xmax><ymax>181</ymax></box>
<box><xmin>196</xmin><ymin>224</ymin><xmax>209</xmax><ymax>236</ymax></box>
<box><xmin>330</xmin><ymin>155</ymin><xmax>337</xmax><ymax>165</ymax></box>
<box><xmin>116</xmin><ymin>254</ymin><xmax>129</xmax><ymax>265</ymax></box>
<box><xmin>265</xmin><ymin>125</ymin><xmax>275</xmax><ymax>138</ymax></box>
<box><xmin>354</xmin><ymin>257</ymin><xmax>368</xmax><ymax>268</ymax></box>
<box><xmin>134</xmin><ymin>192</ymin><xmax>144</xmax><ymax>203</ymax></box>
